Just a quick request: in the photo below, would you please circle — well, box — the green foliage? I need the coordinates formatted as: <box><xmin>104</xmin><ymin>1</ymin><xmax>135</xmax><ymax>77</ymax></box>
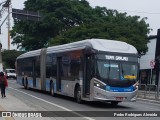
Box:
<box><xmin>51</xmin><ymin>11</ymin><xmax>150</xmax><ymax>54</ymax></box>
<box><xmin>2</xmin><ymin>50</ymin><xmax>25</xmax><ymax>69</ymax></box>
<box><xmin>10</xmin><ymin>0</ymin><xmax>150</xmax><ymax>54</ymax></box>
<box><xmin>11</xmin><ymin>0</ymin><xmax>92</xmax><ymax>51</ymax></box>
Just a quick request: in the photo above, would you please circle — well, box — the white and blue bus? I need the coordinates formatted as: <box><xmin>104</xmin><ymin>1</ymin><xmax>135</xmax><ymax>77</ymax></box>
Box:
<box><xmin>16</xmin><ymin>39</ymin><xmax>139</xmax><ymax>105</ymax></box>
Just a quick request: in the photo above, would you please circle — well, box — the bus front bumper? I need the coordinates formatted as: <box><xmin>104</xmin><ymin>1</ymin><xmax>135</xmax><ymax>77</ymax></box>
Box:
<box><xmin>91</xmin><ymin>86</ymin><xmax>138</xmax><ymax>102</ymax></box>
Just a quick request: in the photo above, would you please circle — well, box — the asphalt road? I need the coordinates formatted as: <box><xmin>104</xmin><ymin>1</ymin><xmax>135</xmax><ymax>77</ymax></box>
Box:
<box><xmin>6</xmin><ymin>79</ymin><xmax>160</xmax><ymax>120</ymax></box>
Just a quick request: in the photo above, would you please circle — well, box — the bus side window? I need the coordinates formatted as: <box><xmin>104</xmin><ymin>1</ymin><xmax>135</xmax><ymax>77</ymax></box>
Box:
<box><xmin>52</xmin><ymin>55</ymin><xmax>57</xmax><ymax>79</ymax></box>
<box><xmin>70</xmin><ymin>60</ymin><xmax>80</xmax><ymax>80</ymax></box>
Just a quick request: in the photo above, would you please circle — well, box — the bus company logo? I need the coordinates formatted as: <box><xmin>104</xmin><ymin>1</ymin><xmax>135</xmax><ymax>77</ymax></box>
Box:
<box><xmin>1</xmin><ymin>112</ymin><xmax>42</xmax><ymax>118</ymax></box>
<box><xmin>2</xmin><ymin>112</ymin><xmax>12</xmax><ymax>117</ymax></box>
<box><xmin>105</xmin><ymin>55</ymin><xmax>128</xmax><ymax>61</ymax></box>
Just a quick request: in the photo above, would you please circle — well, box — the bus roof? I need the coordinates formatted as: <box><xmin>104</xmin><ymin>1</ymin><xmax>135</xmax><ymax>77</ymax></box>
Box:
<box><xmin>17</xmin><ymin>49</ymin><xmax>41</xmax><ymax>59</ymax></box>
<box><xmin>17</xmin><ymin>39</ymin><xmax>137</xmax><ymax>59</ymax></box>
<box><xmin>47</xmin><ymin>39</ymin><xmax>137</xmax><ymax>54</ymax></box>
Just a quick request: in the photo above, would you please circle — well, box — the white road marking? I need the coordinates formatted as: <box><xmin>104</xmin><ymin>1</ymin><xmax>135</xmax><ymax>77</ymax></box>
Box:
<box><xmin>9</xmin><ymin>87</ymin><xmax>95</xmax><ymax>120</ymax></box>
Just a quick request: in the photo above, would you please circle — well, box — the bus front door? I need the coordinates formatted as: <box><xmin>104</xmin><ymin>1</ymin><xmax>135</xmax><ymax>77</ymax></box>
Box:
<box><xmin>83</xmin><ymin>55</ymin><xmax>92</xmax><ymax>96</ymax></box>
<box><xmin>57</xmin><ymin>57</ymin><xmax>62</xmax><ymax>92</ymax></box>
<box><xmin>32</xmin><ymin>60</ymin><xmax>36</xmax><ymax>87</ymax></box>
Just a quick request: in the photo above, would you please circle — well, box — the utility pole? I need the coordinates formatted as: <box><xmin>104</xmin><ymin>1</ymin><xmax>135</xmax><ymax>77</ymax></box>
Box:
<box><xmin>0</xmin><ymin>0</ymin><xmax>11</xmax><ymax>50</ymax></box>
<box><xmin>7</xmin><ymin>0</ymin><xmax>11</xmax><ymax>50</ymax></box>
<box><xmin>0</xmin><ymin>0</ymin><xmax>11</xmax><ymax>71</ymax></box>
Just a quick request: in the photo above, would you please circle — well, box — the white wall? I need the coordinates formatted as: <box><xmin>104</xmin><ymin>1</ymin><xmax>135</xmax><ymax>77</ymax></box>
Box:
<box><xmin>140</xmin><ymin>38</ymin><xmax>157</xmax><ymax>69</ymax></box>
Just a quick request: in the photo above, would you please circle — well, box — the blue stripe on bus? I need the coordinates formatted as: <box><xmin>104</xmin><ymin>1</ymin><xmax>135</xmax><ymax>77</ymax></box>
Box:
<box><xmin>46</xmin><ymin>79</ymin><xmax>50</xmax><ymax>91</ymax></box>
<box><xmin>106</xmin><ymin>86</ymin><xmax>134</xmax><ymax>92</ymax></box>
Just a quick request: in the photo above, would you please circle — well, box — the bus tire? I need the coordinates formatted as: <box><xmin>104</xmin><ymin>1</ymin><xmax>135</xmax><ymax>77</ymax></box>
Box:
<box><xmin>50</xmin><ymin>83</ymin><xmax>56</xmax><ymax>97</ymax></box>
<box><xmin>76</xmin><ymin>86</ymin><xmax>83</xmax><ymax>104</ymax></box>
<box><xmin>111</xmin><ymin>101</ymin><xmax>119</xmax><ymax>106</ymax></box>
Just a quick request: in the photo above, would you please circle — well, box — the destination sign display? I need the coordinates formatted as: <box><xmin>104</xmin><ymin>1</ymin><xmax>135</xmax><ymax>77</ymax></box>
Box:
<box><xmin>105</xmin><ymin>55</ymin><xmax>128</xmax><ymax>61</ymax></box>
<box><xmin>97</xmin><ymin>54</ymin><xmax>138</xmax><ymax>62</ymax></box>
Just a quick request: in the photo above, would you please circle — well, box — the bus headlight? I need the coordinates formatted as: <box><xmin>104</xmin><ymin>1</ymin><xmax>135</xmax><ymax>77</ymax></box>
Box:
<box><xmin>94</xmin><ymin>80</ymin><xmax>105</xmax><ymax>90</ymax></box>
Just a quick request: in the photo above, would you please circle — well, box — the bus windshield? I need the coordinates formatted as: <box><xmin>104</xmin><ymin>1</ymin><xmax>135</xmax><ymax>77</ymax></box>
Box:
<box><xmin>97</xmin><ymin>60</ymin><xmax>138</xmax><ymax>82</ymax></box>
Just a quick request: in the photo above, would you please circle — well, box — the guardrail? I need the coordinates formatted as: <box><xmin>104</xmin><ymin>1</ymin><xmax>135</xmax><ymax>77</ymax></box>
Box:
<box><xmin>138</xmin><ymin>84</ymin><xmax>160</xmax><ymax>100</ymax></box>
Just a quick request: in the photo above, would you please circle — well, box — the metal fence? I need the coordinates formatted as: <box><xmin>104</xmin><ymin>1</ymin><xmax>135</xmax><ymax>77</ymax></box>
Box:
<box><xmin>138</xmin><ymin>84</ymin><xmax>160</xmax><ymax>100</ymax></box>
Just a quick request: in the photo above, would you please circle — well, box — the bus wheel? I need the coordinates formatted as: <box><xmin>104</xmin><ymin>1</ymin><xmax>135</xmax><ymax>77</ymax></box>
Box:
<box><xmin>111</xmin><ymin>101</ymin><xmax>119</xmax><ymax>106</ymax></box>
<box><xmin>76</xmin><ymin>86</ymin><xmax>83</xmax><ymax>104</ymax></box>
<box><xmin>50</xmin><ymin>83</ymin><xmax>56</xmax><ymax>97</ymax></box>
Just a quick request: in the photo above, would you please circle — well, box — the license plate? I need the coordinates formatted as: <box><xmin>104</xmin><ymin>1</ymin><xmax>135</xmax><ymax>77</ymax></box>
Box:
<box><xmin>116</xmin><ymin>97</ymin><xmax>123</xmax><ymax>101</ymax></box>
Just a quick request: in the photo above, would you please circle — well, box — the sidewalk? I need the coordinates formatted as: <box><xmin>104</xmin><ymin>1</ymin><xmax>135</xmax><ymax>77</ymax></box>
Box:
<box><xmin>0</xmin><ymin>92</ymin><xmax>56</xmax><ymax>120</ymax></box>
<box><xmin>137</xmin><ymin>90</ymin><xmax>160</xmax><ymax>104</ymax></box>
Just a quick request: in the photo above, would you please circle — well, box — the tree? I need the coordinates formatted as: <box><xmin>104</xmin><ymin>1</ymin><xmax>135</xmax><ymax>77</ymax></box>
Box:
<box><xmin>2</xmin><ymin>50</ymin><xmax>24</xmax><ymax>69</ymax></box>
<box><xmin>11</xmin><ymin>0</ymin><xmax>93</xmax><ymax>51</ymax></box>
<box><xmin>49</xmin><ymin>8</ymin><xmax>150</xmax><ymax>54</ymax></box>
<box><xmin>10</xmin><ymin>0</ymin><xmax>150</xmax><ymax>54</ymax></box>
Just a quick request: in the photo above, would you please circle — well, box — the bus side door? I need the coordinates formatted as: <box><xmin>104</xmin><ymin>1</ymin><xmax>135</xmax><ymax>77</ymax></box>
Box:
<box><xmin>57</xmin><ymin>57</ymin><xmax>62</xmax><ymax>92</ymax></box>
<box><xmin>83</xmin><ymin>55</ymin><xmax>92</xmax><ymax>96</ymax></box>
<box><xmin>32</xmin><ymin>59</ymin><xmax>36</xmax><ymax>87</ymax></box>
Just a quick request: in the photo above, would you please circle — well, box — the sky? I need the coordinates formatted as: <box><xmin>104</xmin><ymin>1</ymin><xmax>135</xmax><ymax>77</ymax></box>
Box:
<box><xmin>0</xmin><ymin>0</ymin><xmax>160</xmax><ymax>50</ymax></box>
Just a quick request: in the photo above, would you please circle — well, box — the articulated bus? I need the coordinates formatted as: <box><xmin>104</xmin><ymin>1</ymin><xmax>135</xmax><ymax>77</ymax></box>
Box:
<box><xmin>16</xmin><ymin>39</ymin><xmax>139</xmax><ymax>105</ymax></box>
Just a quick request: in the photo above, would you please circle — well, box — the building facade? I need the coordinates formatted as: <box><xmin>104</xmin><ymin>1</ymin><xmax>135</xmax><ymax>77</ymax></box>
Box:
<box><xmin>140</xmin><ymin>29</ymin><xmax>160</xmax><ymax>86</ymax></box>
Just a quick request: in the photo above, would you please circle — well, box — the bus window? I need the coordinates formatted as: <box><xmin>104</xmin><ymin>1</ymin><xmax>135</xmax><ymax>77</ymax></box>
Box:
<box><xmin>109</xmin><ymin>62</ymin><xmax>119</xmax><ymax>80</ymax></box>
<box><xmin>97</xmin><ymin>61</ymin><xmax>109</xmax><ymax>79</ymax></box>
<box><xmin>60</xmin><ymin>55</ymin><xmax>70</xmax><ymax>80</ymax></box>
<box><xmin>52</xmin><ymin>55</ymin><xmax>57</xmax><ymax>78</ymax></box>
<box><xmin>35</xmin><ymin>56</ymin><xmax>40</xmax><ymax>77</ymax></box>
<box><xmin>121</xmin><ymin>63</ymin><xmax>137</xmax><ymax>80</ymax></box>
<box><xmin>46</xmin><ymin>54</ymin><xmax>52</xmax><ymax>78</ymax></box>
<box><xmin>97</xmin><ymin>61</ymin><xmax>119</xmax><ymax>80</ymax></box>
